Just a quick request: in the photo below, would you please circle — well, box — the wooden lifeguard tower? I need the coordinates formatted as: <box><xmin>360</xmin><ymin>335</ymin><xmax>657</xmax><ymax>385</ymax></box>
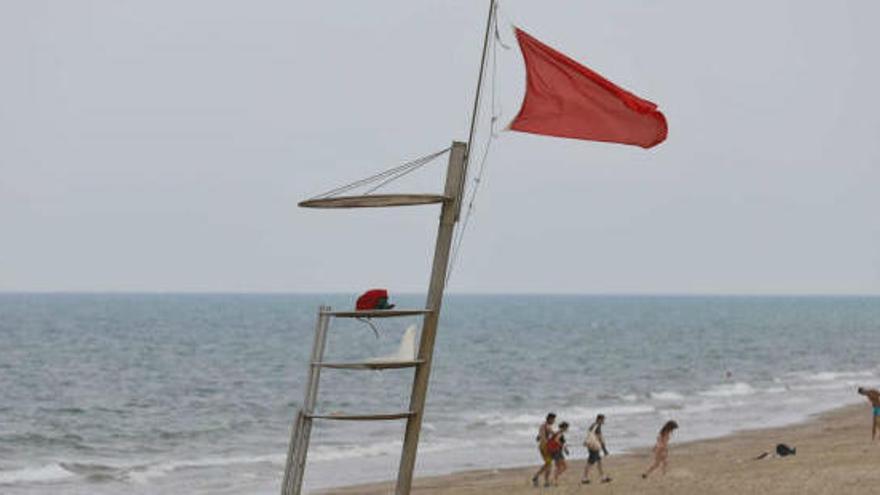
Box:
<box><xmin>281</xmin><ymin>3</ymin><xmax>497</xmax><ymax>494</ymax></box>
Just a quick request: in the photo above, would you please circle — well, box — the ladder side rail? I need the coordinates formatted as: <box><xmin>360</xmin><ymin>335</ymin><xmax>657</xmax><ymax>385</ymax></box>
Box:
<box><xmin>304</xmin><ymin>308</ymin><xmax>331</xmax><ymax>413</ymax></box>
<box><xmin>282</xmin><ymin>307</ymin><xmax>326</xmax><ymax>495</ymax></box>
<box><xmin>282</xmin><ymin>306</ymin><xmax>331</xmax><ymax>495</ymax></box>
<box><xmin>282</xmin><ymin>307</ymin><xmax>322</xmax><ymax>495</ymax></box>
<box><xmin>395</xmin><ymin>141</ymin><xmax>468</xmax><ymax>494</ymax></box>
<box><xmin>292</xmin><ymin>307</ymin><xmax>331</xmax><ymax>494</ymax></box>
<box><xmin>281</xmin><ymin>409</ymin><xmax>305</xmax><ymax>495</ymax></box>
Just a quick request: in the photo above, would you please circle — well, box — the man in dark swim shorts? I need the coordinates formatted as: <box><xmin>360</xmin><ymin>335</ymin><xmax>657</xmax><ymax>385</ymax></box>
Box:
<box><xmin>581</xmin><ymin>414</ymin><xmax>612</xmax><ymax>484</ymax></box>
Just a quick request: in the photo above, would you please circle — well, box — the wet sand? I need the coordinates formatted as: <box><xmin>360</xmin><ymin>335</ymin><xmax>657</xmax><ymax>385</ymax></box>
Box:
<box><xmin>322</xmin><ymin>404</ymin><xmax>880</xmax><ymax>495</ymax></box>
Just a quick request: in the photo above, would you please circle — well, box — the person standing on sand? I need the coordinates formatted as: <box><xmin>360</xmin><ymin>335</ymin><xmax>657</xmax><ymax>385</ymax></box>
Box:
<box><xmin>580</xmin><ymin>414</ymin><xmax>611</xmax><ymax>485</ymax></box>
<box><xmin>642</xmin><ymin>420</ymin><xmax>678</xmax><ymax>479</ymax></box>
<box><xmin>549</xmin><ymin>421</ymin><xmax>570</xmax><ymax>486</ymax></box>
<box><xmin>531</xmin><ymin>412</ymin><xmax>556</xmax><ymax>487</ymax></box>
<box><xmin>857</xmin><ymin>387</ymin><xmax>880</xmax><ymax>441</ymax></box>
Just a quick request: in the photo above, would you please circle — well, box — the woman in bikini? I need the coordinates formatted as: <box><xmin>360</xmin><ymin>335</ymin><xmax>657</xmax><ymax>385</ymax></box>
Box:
<box><xmin>642</xmin><ymin>420</ymin><xmax>678</xmax><ymax>479</ymax></box>
<box><xmin>548</xmin><ymin>421</ymin><xmax>570</xmax><ymax>485</ymax></box>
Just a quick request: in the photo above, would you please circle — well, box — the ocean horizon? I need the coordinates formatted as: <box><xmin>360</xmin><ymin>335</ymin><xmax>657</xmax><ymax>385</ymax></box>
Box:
<box><xmin>2</xmin><ymin>293</ymin><xmax>879</xmax><ymax>493</ymax></box>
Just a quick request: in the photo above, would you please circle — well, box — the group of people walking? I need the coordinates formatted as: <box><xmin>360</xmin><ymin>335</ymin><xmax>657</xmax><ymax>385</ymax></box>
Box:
<box><xmin>529</xmin><ymin>387</ymin><xmax>879</xmax><ymax>488</ymax></box>
<box><xmin>531</xmin><ymin>412</ymin><xmax>678</xmax><ymax>488</ymax></box>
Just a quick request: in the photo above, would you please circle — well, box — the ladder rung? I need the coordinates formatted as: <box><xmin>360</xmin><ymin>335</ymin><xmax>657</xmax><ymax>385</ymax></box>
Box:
<box><xmin>305</xmin><ymin>411</ymin><xmax>415</xmax><ymax>421</ymax></box>
<box><xmin>321</xmin><ymin>309</ymin><xmax>433</xmax><ymax>318</ymax></box>
<box><xmin>313</xmin><ymin>360</ymin><xmax>424</xmax><ymax>370</ymax></box>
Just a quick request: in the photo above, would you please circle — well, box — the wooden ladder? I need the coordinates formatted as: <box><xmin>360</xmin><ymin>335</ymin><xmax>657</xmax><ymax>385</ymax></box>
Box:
<box><xmin>281</xmin><ymin>141</ymin><xmax>468</xmax><ymax>495</ymax></box>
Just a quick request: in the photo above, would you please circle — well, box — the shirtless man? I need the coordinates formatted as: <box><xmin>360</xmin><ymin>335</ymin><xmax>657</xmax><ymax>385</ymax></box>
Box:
<box><xmin>857</xmin><ymin>387</ymin><xmax>880</xmax><ymax>441</ymax></box>
<box><xmin>531</xmin><ymin>412</ymin><xmax>556</xmax><ymax>487</ymax></box>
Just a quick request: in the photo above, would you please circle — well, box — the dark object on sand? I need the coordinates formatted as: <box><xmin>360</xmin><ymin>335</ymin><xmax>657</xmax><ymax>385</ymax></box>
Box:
<box><xmin>775</xmin><ymin>443</ymin><xmax>796</xmax><ymax>456</ymax></box>
<box><xmin>754</xmin><ymin>443</ymin><xmax>797</xmax><ymax>460</ymax></box>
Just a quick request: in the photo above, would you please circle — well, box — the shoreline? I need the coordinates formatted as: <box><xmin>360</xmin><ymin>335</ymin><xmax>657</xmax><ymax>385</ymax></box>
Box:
<box><xmin>320</xmin><ymin>403</ymin><xmax>880</xmax><ymax>494</ymax></box>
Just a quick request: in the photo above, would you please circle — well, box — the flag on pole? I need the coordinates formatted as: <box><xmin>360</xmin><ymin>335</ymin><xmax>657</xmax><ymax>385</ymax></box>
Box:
<box><xmin>509</xmin><ymin>27</ymin><xmax>667</xmax><ymax>149</ymax></box>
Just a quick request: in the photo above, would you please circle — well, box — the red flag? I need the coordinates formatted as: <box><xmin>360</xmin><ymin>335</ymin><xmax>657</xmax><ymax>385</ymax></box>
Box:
<box><xmin>509</xmin><ymin>28</ymin><xmax>667</xmax><ymax>149</ymax></box>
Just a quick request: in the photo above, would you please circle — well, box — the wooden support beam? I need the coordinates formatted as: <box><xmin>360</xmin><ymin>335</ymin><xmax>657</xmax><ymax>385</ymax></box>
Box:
<box><xmin>395</xmin><ymin>141</ymin><xmax>468</xmax><ymax>494</ymax></box>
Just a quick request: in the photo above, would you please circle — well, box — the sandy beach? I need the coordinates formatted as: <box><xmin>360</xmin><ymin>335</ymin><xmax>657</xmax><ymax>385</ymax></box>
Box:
<box><xmin>324</xmin><ymin>404</ymin><xmax>880</xmax><ymax>495</ymax></box>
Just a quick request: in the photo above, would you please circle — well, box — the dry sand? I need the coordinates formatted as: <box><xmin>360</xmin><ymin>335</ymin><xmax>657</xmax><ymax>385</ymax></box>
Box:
<box><xmin>323</xmin><ymin>404</ymin><xmax>880</xmax><ymax>495</ymax></box>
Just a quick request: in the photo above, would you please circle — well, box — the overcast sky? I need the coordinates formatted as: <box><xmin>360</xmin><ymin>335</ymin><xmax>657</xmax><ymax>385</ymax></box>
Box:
<box><xmin>2</xmin><ymin>1</ymin><xmax>879</xmax><ymax>294</ymax></box>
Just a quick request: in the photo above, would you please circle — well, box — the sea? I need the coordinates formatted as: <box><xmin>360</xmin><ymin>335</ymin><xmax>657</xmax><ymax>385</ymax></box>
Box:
<box><xmin>1</xmin><ymin>294</ymin><xmax>879</xmax><ymax>494</ymax></box>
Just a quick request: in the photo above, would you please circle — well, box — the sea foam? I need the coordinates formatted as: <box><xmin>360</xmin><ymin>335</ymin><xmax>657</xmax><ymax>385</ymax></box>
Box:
<box><xmin>0</xmin><ymin>464</ymin><xmax>76</xmax><ymax>485</ymax></box>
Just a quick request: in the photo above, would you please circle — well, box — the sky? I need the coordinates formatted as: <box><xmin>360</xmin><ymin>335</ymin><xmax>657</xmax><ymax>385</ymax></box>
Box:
<box><xmin>1</xmin><ymin>0</ymin><xmax>879</xmax><ymax>294</ymax></box>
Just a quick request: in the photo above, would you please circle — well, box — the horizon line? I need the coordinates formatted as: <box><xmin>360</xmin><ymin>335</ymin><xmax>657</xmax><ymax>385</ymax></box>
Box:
<box><xmin>1</xmin><ymin>290</ymin><xmax>879</xmax><ymax>298</ymax></box>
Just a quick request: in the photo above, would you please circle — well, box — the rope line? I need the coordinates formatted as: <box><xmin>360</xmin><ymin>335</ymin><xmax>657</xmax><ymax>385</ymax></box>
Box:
<box><xmin>364</xmin><ymin>152</ymin><xmax>438</xmax><ymax>195</ymax></box>
<box><xmin>355</xmin><ymin>317</ymin><xmax>381</xmax><ymax>338</ymax></box>
<box><xmin>310</xmin><ymin>147</ymin><xmax>451</xmax><ymax>200</ymax></box>
<box><xmin>447</xmin><ymin>2</ymin><xmax>505</xmax><ymax>283</ymax></box>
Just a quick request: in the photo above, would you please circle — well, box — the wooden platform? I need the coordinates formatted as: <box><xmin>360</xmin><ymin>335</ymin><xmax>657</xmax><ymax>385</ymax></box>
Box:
<box><xmin>321</xmin><ymin>309</ymin><xmax>433</xmax><ymax>318</ymax></box>
<box><xmin>299</xmin><ymin>194</ymin><xmax>449</xmax><ymax>209</ymax></box>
